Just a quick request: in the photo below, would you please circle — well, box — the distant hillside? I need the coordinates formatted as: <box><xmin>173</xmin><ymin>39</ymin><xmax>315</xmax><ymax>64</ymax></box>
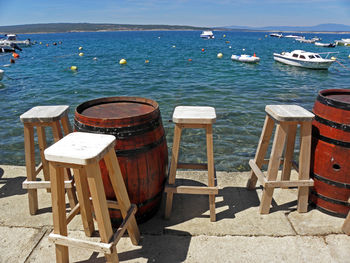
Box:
<box><xmin>224</xmin><ymin>23</ymin><xmax>350</xmax><ymax>32</ymax></box>
<box><xmin>0</xmin><ymin>23</ymin><xmax>212</xmax><ymax>34</ymax></box>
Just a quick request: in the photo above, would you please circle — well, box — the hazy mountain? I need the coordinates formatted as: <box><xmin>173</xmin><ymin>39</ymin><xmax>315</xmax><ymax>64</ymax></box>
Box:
<box><xmin>224</xmin><ymin>23</ymin><xmax>350</xmax><ymax>32</ymax></box>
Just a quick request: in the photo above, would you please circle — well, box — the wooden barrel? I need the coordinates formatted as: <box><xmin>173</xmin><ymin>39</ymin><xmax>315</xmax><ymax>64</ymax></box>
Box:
<box><xmin>311</xmin><ymin>89</ymin><xmax>350</xmax><ymax>217</ymax></box>
<box><xmin>74</xmin><ymin>97</ymin><xmax>168</xmax><ymax>223</ymax></box>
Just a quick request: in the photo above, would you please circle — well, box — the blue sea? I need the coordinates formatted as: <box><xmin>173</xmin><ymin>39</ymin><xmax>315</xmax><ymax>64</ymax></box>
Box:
<box><xmin>1</xmin><ymin>31</ymin><xmax>350</xmax><ymax>171</ymax></box>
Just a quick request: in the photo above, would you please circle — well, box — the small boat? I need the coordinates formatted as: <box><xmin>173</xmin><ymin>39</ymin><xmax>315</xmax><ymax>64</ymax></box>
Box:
<box><xmin>285</xmin><ymin>35</ymin><xmax>302</xmax><ymax>38</ymax></box>
<box><xmin>231</xmin><ymin>54</ymin><xmax>260</xmax><ymax>63</ymax></box>
<box><xmin>315</xmin><ymin>42</ymin><xmax>336</xmax><ymax>48</ymax></box>
<box><xmin>273</xmin><ymin>50</ymin><xmax>335</xmax><ymax>69</ymax></box>
<box><xmin>335</xmin><ymin>38</ymin><xmax>350</xmax><ymax>46</ymax></box>
<box><xmin>296</xmin><ymin>37</ymin><xmax>316</xmax><ymax>43</ymax></box>
<box><xmin>0</xmin><ymin>34</ymin><xmax>31</xmax><ymax>47</ymax></box>
<box><xmin>200</xmin><ymin>31</ymin><xmax>215</xmax><ymax>39</ymax></box>
<box><xmin>270</xmin><ymin>33</ymin><xmax>283</xmax><ymax>38</ymax></box>
<box><xmin>0</xmin><ymin>69</ymin><xmax>3</xmax><ymax>81</ymax></box>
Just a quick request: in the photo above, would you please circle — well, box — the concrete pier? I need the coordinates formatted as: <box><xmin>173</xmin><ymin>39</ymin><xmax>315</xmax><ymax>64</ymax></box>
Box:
<box><xmin>0</xmin><ymin>165</ymin><xmax>349</xmax><ymax>262</ymax></box>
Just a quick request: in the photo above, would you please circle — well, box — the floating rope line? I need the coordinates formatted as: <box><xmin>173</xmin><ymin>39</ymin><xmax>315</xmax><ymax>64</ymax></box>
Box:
<box><xmin>335</xmin><ymin>60</ymin><xmax>350</xmax><ymax>70</ymax></box>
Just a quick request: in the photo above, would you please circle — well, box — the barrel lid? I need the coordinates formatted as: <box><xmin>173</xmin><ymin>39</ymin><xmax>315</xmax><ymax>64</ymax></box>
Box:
<box><xmin>318</xmin><ymin>89</ymin><xmax>350</xmax><ymax>111</ymax></box>
<box><xmin>76</xmin><ymin>97</ymin><xmax>158</xmax><ymax>119</ymax></box>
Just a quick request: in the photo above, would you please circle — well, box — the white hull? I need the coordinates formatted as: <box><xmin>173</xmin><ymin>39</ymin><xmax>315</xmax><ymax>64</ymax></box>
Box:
<box><xmin>200</xmin><ymin>31</ymin><xmax>214</xmax><ymax>39</ymax></box>
<box><xmin>0</xmin><ymin>69</ymin><xmax>3</xmax><ymax>81</ymax></box>
<box><xmin>273</xmin><ymin>53</ymin><xmax>333</xmax><ymax>69</ymax></box>
<box><xmin>231</xmin><ymin>54</ymin><xmax>260</xmax><ymax>63</ymax></box>
<box><xmin>0</xmin><ymin>39</ymin><xmax>31</xmax><ymax>47</ymax></box>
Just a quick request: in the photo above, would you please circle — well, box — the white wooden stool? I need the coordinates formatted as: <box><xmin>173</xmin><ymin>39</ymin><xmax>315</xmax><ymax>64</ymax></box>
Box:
<box><xmin>247</xmin><ymin>105</ymin><xmax>315</xmax><ymax>214</ymax></box>
<box><xmin>20</xmin><ymin>105</ymin><xmax>77</xmax><ymax>215</ymax></box>
<box><xmin>164</xmin><ymin>106</ymin><xmax>218</xmax><ymax>222</ymax></box>
<box><xmin>44</xmin><ymin>132</ymin><xmax>140</xmax><ymax>263</ymax></box>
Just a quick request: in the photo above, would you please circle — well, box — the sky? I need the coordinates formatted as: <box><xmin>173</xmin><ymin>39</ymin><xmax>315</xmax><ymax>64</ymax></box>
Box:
<box><xmin>0</xmin><ymin>0</ymin><xmax>349</xmax><ymax>28</ymax></box>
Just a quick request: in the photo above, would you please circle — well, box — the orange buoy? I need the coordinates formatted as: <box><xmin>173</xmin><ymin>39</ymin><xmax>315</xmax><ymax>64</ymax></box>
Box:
<box><xmin>13</xmin><ymin>52</ymin><xmax>19</xmax><ymax>58</ymax></box>
<box><xmin>201</xmin><ymin>48</ymin><xmax>205</xmax><ymax>52</ymax></box>
<box><xmin>188</xmin><ymin>58</ymin><xmax>192</xmax><ymax>62</ymax></box>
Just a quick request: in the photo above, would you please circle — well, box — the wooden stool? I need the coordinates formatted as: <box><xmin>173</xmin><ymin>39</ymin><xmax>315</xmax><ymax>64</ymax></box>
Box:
<box><xmin>44</xmin><ymin>132</ymin><xmax>140</xmax><ymax>263</ymax></box>
<box><xmin>247</xmin><ymin>105</ymin><xmax>315</xmax><ymax>214</ymax></box>
<box><xmin>20</xmin><ymin>105</ymin><xmax>77</xmax><ymax>215</ymax></box>
<box><xmin>164</xmin><ymin>106</ymin><xmax>218</xmax><ymax>222</ymax></box>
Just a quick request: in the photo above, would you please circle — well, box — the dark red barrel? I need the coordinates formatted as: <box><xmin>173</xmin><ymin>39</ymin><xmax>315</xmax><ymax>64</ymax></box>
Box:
<box><xmin>311</xmin><ymin>89</ymin><xmax>350</xmax><ymax>217</ymax></box>
<box><xmin>74</xmin><ymin>97</ymin><xmax>168</xmax><ymax>223</ymax></box>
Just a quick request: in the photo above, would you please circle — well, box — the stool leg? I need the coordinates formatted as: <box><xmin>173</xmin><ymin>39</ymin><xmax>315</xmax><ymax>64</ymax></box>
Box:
<box><xmin>206</xmin><ymin>124</ymin><xmax>216</xmax><ymax>222</ymax></box>
<box><xmin>260</xmin><ymin>122</ymin><xmax>287</xmax><ymax>214</ymax></box>
<box><xmin>51</xmin><ymin>121</ymin><xmax>78</xmax><ymax>209</ymax></box>
<box><xmin>37</xmin><ymin>126</ymin><xmax>51</xmax><ymax>192</ymax></box>
<box><xmin>165</xmin><ymin>124</ymin><xmax>182</xmax><ymax>219</ymax></box>
<box><xmin>281</xmin><ymin>123</ymin><xmax>297</xmax><ymax>185</ymax></box>
<box><xmin>104</xmin><ymin>149</ymin><xmax>140</xmax><ymax>245</ymax></box>
<box><xmin>73</xmin><ymin>168</ymin><xmax>95</xmax><ymax>237</ymax></box>
<box><xmin>24</xmin><ymin>124</ymin><xmax>38</xmax><ymax>215</ymax></box>
<box><xmin>247</xmin><ymin>115</ymin><xmax>275</xmax><ymax>189</ymax></box>
<box><xmin>297</xmin><ymin>121</ymin><xmax>312</xmax><ymax>213</ymax></box>
<box><xmin>85</xmin><ymin>163</ymin><xmax>119</xmax><ymax>262</ymax></box>
<box><xmin>61</xmin><ymin>113</ymin><xmax>72</xmax><ymax>135</ymax></box>
<box><xmin>49</xmin><ymin>163</ymin><xmax>69</xmax><ymax>263</ymax></box>
<box><xmin>342</xmin><ymin>209</ymin><xmax>350</xmax><ymax>235</ymax></box>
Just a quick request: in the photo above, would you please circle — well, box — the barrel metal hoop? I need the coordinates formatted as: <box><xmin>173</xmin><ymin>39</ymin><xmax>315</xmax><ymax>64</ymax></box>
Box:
<box><xmin>312</xmin><ymin>132</ymin><xmax>350</xmax><ymax>148</ymax></box>
<box><xmin>317</xmin><ymin>93</ymin><xmax>350</xmax><ymax>111</ymax></box>
<box><xmin>116</xmin><ymin>135</ymin><xmax>166</xmax><ymax>157</ymax></box>
<box><xmin>314</xmin><ymin>114</ymin><xmax>350</xmax><ymax>132</ymax></box>
<box><xmin>74</xmin><ymin>117</ymin><xmax>161</xmax><ymax>139</ymax></box>
<box><xmin>311</xmin><ymin>172</ymin><xmax>350</xmax><ymax>189</ymax></box>
<box><xmin>311</xmin><ymin>190</ymin><xmax>350</xmax><ymax>206</ymax></box>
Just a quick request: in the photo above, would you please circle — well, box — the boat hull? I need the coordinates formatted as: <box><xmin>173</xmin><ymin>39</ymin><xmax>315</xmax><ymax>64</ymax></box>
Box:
<box><xmin>273</xmin><ymin>54</ymin><xmax>334</xmax><ymax>69</ymax></box>
<box><xmin>231</xmin><ymin>55</ymin><xmax>260</xmax><ymax>63</ymax></box>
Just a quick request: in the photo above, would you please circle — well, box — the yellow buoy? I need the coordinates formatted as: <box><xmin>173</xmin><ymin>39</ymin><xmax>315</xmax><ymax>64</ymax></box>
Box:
<box><xmin>70</xmin><ymin>66</ymin><xmax>78</xmax><ymax>71</ymax></box>
<box><xmin>331</xmin><ymin>56</ymin><xmax>337</xmax><ymax>60</ymax></box>
<box><xmin>223</xmin><ymin>34</ymin><xmax>226</xmax><ymax>38</ymax></box>
<box><xmin>39</xmin><ymin>42</ymin><xmax>42</xmax><ymax>45</ymax></box>
<box><xmin>217</xmin><ymin>53</ymin><xmax>223</xmax><ymax>59</ymax></box>
<box><xmin>119</xmin><ymin>58</ymin><xmax>127</xmax><ymax>65</ymax></box>
<box><xmin>145</xmin><ymin>60</ymin><xmax>149</xmax><ymax>63</ymax></box>
<box><xmin>79</xmin><ymin>52</ymin><xmax>84</xmax><ymax>56</ymax></box>
<box><xmin>348</xmin><ymin>54</ymin><xmax>350</xmax><ymax>58</ymax></box>
<box><xmin>79</xmin><ymin>46</ymin><xmax>83</xmax><ymax>50</ymax></box>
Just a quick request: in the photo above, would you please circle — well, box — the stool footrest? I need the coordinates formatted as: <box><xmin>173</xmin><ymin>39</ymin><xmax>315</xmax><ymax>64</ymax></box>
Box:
<box><xmin>66</xmin><ymin>203</ymin><xmax>80</xmax><ymax>224</ymax></box>
<box><xmin>49</xmin><ymin>233</ymin><xmax>113</xmax><ymax>254</ymax></box>
<box><xmin>22</xmin><ymin>179</ymin><xmax>74</xmax><ymax>189</ymax></box>
<box><xmin>165</xmin><ymin>184</ymin><xmax>218</xmax><ymax>195</ymax></box>
<box><xmin>249</xmin><ymin>159</ymin><xmax>314</xmax><ymax>188</ymax></box>
<box><xmin>49</xmin><ymin>204</ymin><xmax>137</xmax><ymax>255</ymax></box>
<box><xmin>34</xmin><ymin>163</ymin><xmax>43</xmax><ymax>177</ymax></box>
<box><xmin>177</xmin><ymin>162</ymin><xmax>208</xmax><ymax>170</ymax></box>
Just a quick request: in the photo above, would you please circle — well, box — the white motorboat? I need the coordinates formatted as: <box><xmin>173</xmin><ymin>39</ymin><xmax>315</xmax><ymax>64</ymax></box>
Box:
<box><xmin>273</xmin><ymin>50</ymin><xmax>335</xmax><ymax>69</ymax></box>
<box><xmin>270</xmin><ymin>33</ymin><xmax>283</xmax><ymax>38</ymax></box>
<box><xmin>231</xmin><ymin>54</ymin><xmax>260</xmax><ymax>63</ymax></box>
<box><xmin>0</xmin><ymin>69</ymin><xmax>4</xmax><ymax>81</ymax></box>
<box><xmin>285</xmin><ymin>35</ymin><xmax>302</xmax><ymax>38</ymax></box>
<box><xmin>0</xmin><ymin>34</ymin><xmax>32</xmax><ymax>47</ymax></box>
<box><xmin>200</xmin><ymin>31</ymin><xmax>215</xmax><ymax>39</ymax></box>
<box><xmin>296</xmin><ymin>37</ymin><xmax>316</xmax><ymax>43</ymax></box>
<box><xmin>315</xmin><ymin>42</ymin><xmax>336</xmax><ymax>48</ymax></box>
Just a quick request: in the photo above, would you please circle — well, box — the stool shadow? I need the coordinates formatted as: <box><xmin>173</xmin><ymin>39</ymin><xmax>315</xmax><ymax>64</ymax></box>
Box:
<box><xmin>76</xmin><ymin>230</ymin><xmax>191</xmax><ymax>263</ymax></box>
<box><xmin>0</xmin><ymin>167</ymin><xmax>27</xmax><ymax>198</ymax></box>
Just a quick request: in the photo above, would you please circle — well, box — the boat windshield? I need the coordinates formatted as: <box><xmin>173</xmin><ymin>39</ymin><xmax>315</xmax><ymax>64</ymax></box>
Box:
<box><xmin>315</xmin><ymin>54</ymin><xmax>321</xmax><ymax>58</ymax></box>
<box><xmin>309</xmin><ymin>55</ymin><xmax>316</xmax><ymax>59</ymax></box>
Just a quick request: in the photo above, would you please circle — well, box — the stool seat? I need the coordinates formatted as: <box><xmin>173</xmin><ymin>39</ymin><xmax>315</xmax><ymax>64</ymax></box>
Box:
<box><xmin>265</xmin><ymin>105</ymin><xmax>314</xmax><ymax>122</ymax></box>
<box><xmin>20</xmin><ymin>105</ymin><xmax>70</xmax><ymax>123</ymax></box>
<box><xmin>173</xmin><ymin>106</ymin><xmax>216</xmax><ymax>124</ymax></box>
<box><xmin>45</xmin><ymin>132</ymin><xmax>115</xmax><ymax>165</ymax></box>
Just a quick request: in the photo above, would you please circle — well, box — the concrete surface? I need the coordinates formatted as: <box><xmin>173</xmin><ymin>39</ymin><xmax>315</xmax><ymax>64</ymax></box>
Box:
<box><xmin>0</xmin><ymin>165</ymin><xmax>349</xmax><ymax>263</ymax></box>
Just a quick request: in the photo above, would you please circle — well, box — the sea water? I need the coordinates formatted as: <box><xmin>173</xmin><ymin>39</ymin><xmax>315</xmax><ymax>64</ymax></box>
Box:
<box><xmin>0</xmin><ymin>31</ymin><xmax>349</xmax><ymax>171</ymax></box>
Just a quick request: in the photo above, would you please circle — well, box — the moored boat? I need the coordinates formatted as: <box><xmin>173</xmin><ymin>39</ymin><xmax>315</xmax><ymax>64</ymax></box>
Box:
<box><xmin>335</xmin><ymin>38</ymin><xmax>350</xmax><ymax>46</ymax></box>
<box><xmin>315</xmin><ymin>42</ymin><xmax>336</xmax><ymax>48</ymax></box>
<box><xmin>0</xmin><ymin>69</ymin><xmax>3</xmax><ymax>81</ymax></box>
<box><xmin>0</xmin><ymin>34</ymin><xmax>32</xmax><ymax>47</ymax></box>
<box><xmin>231</xmin><ymin>54</ymin><xmax>260</xmax><ymax>63</ymax></box>
<box><xmin>273</xmin><ymin>50</ymin><xmax>335</xmax><ymax>69</ymax></box>
<box><xmin>200</xmin><ymin>31</ymin><xmax>215</xmax><ymax>39</ymax></box>
<box><xmin>269</xmin><ymin>33</ymin><xmax>283</xmax><ymax>38</ymax></box>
